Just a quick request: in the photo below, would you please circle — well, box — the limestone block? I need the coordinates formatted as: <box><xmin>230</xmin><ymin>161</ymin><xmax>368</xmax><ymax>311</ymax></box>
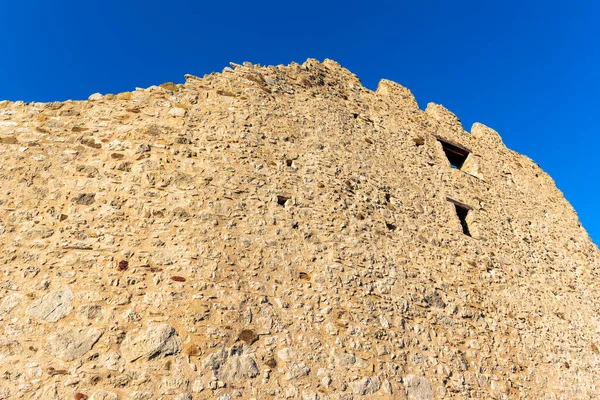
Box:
<box><xmin>25</xmin><ymin>288</ymin><xmax>73</xmax><ymax>322</ymax></box>
<box><xmin>45</xmin><ymin>327</ymin><xmax>103</xmax><ymax>361</ymax></box>
<box><xmin>120</xmin><ymin>324</ymin><xmax>182</xmax><ymax>362</ymax></box>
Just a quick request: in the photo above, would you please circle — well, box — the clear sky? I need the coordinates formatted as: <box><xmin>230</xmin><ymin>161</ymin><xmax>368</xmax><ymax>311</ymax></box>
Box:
<box><xmin>1</xmin><ymin>1</ymin><xmax>598</xmax><ymax>244</ymax></box>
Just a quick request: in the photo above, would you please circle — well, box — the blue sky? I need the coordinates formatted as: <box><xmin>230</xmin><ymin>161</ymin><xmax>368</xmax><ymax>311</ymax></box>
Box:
<box><xmin>1</xmin><ymin>1</ymin><xmax>598</xmax><ymax>244</ymax></box>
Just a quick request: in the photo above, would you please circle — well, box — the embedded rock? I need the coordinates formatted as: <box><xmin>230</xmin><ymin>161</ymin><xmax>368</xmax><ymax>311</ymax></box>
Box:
<box><xmin>202</xmin><ymin>346</ymin><xmax>259</xmax><ymax>381</ymax></box>
<box><xmin>423</xmin><ymin>290</ymin><xmax>446</xmax><ymax>309</ymax></box>
<box><xmin>332</xmin><ymin>349</ymin><xmax>356</xmax><ymax>367</ymax></box>
<box><xmin>0</xmin><ymin>293</ymin><xmax>23</xmax><ymax>320</ymax></box>
<box><xmin>217</xmin><ymin>353</ymin><xmax>260</xmax><ymax>381</ymax></box>
<box><xmin>351</xmin><ymin>376</ymin><xmax>381</xmax><ymax>395</ymax></box>
<box><xmin>88</xmin><ymin>93</ymin><xmax>103</xmax><ymax>101</ymax></box>
<box><xmin>89</xmin><ymin>392</ymin><xmax>119</xmax><ymax>400</ymax></box>
<box><xmin>25</xmin><ymin>287</ymin><xmax>73</xmax><ymax>322</ymax></box>
<box><xmin>404</xmin><ymin>375</ymin><xmax>434</xmax><ymax>400</ymax></box>
<box><xmin>45</xmin><ymin>327</ymin><xmax>103</xmax><ymax>361</ymax></box>
<box><xmin>120</xmin><ymin>324</ymin><xmax>182</xmax><ymax>362</ymax></box>
<box><xmin>0</xmin><ymin>340</ymin><xmax>22</xmax><ymax>359</ymax></box>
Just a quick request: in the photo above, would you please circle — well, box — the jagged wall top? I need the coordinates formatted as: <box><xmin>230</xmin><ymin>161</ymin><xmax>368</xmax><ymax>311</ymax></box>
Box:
<box><xmin>0</xmin><ymin>58</ymin><xmax>503</xmax><ymax>150</ymax></box>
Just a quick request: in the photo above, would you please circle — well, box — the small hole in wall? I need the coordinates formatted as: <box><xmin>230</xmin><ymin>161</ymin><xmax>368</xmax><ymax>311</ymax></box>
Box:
<box><xmin>277</xmin><ymin>195</ymin><xmax>291</xmax><ymax>207</ymax></box>
<box><xmin>438</xmin><ymin>138</ymin><xmax>470</xmax><ymax>169</ymax></box>
<box><xmin>298</xmin><ymin>272</ymin><xmax>311</xmax><ymax>281</ymax></box>
<box><xmin>413</xmin><ymin>137</ymin><xmax>425</xmax><ymax>146</ymax></box>
<box><xmin>286</xmin><ymin>159</ymin><xmax>293</xmax><ymax>167</ymax></box>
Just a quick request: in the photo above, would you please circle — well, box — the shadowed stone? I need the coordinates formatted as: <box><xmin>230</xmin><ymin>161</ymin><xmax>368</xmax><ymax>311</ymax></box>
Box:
<box><xmin>424</xmin><ymin>291</ymin><xmax>446</xmax><ymax>309</ymax></box>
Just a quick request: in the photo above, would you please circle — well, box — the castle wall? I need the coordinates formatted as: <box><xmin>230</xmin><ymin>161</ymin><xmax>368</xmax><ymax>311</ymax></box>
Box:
<box><xmin>0</xmin><ymin>59</ymin><xmax>597</xmax><ymax>399</ymax></box>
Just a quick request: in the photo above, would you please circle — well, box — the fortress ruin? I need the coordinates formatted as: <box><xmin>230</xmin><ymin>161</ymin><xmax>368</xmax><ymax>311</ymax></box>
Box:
<box><xmin>0</xmin><ymin>59</ymin><xmax>598</xmax><ymax>399</ymax></box>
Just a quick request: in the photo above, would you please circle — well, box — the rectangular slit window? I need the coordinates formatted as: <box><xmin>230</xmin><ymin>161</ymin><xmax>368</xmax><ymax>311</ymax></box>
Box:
<box><xmin>438</xmin><ymin>138</ymin><xmax>470</xmax><ymax>169</ymax></box>
<box><xmin>448</xmin><ymin>199</ymin><xmax>472</xmax><ymax>237</ymax></box>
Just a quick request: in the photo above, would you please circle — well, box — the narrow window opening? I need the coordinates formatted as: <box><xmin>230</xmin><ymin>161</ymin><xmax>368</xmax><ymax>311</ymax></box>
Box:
<box><xmin>448</xmin><ymin>198</ymin><xmax>472</xmax><ymax>237</ymax></box>
<box><xmin>438</xmin><ymin>138</ymin><xmax>470</xmax><ymax>169</ymax></box>
<box><xmin>453</xmin><ymin>203</ymin><xmax>471</xmax><ymax>236</ymax></box>
<box><xmin>455</xmin><ymin>204</ymin><xmax>471</xmax><ymax>236</ymax></box>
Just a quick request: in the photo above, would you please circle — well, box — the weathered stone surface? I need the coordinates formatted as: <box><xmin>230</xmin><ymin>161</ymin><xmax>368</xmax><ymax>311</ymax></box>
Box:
<box><xmin>0</xmin><ymin>340</ymin><xmax>22</xmax><ymax>358</ymax></box>
<box><xmin>120</xmin><ymin>324</ymin><xmax>181</xmax><ymax>362</ymax></box>
<box><xmin>332</xmin><ymin>349</ymin><xmax>356</xmax><ymax>367</ymax></box>
<box><xmin>0</xmin><ymin>388</ymin><xmax>10</xmax><ymax>400</ymax></box>
<box><xmin>89</xmin><ymin>391</ymin><xmax>119</xmax><ymax>400</ymax></box>
<box><xmin>351</xmin><ymin>376</ymin><xmax>381</xmax><ymax>395</ymax></box>
<box><xmin>423</xmin><ymin>291</ymin><xmax>445</xmax><ymax>308</ymax></box>
<box><xmin>202</xmin><ymin>346</ymin><xmax>259</xmax><ymax>381</ymax></box>
<box><xmin>88</xmin><ymin>93</ymin><xmax>103</xmax><ymax>101</ymax></box>
<box><xmin>31</xmin><ymin>384</ymin><xmax>61</xmax><ymax>400</ymax></box>
<box><xmin>25</xmin><ymin>287</ymin><xmax>73</xmax><ymax>322</ymax></box>
<box><xmin>73</xmin><ymin>192</ymin><xmax>95</xmax><ymax>205</ymax></box>
<box><xmin>285</xmin><ymin>362</ymin><xmax>310</xmax><ymax>381</ymax></box>
<box><xmin>0</xmin><ymin>294</ymin><xmax>23</xmax><ymax>320</ymax></box>
<box><xmin>382</xmin><ymin>379</ymin><xmax>393</xmax><ymax>394</ymax></box>
<box><xmin>0</xmin><ymin>59</ymin><xmax>597</xmax><ymax>399</ymax></box>
<box><xmin>45</xmin><ymin>327</ymin><xmax>103</xmax><ymax>361</ymax></box>
<box><xmin>404</xmin><ymin>375</ymin><xmax>434</xmax><ymax>400</ymax></box>
<box><xmin>130</xmin><ymin>392</ymin><xmax>153</xmax><ymax>400</ymax></box>
<box><xmin>219</xmin><ymin>353</ymin><xmax>259</xmax><ymax>381</ymax></box>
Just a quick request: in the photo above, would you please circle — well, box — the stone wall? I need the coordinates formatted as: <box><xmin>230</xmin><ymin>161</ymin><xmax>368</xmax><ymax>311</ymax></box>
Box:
<box><xmin>0</xmin><ymin>59</ymin><xmax>598</xmax><ymax>399</ymax></box>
